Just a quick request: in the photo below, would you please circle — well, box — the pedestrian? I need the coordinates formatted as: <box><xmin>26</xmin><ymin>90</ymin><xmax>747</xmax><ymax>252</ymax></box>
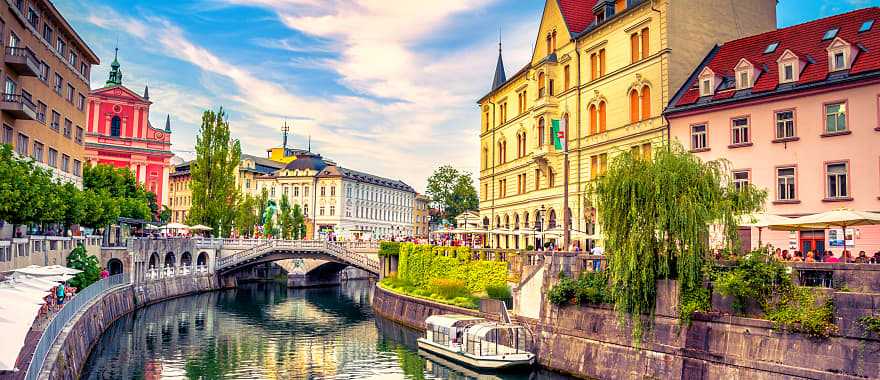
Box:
<box><xmin>56</xmin><ymin>283</ymin><xmax>65</xmax><ymax>306</ymax></box>
<box><xmin>100</xmin><ymin>267</ymin><xmax>110</xmax><ymax>279</ymax></box>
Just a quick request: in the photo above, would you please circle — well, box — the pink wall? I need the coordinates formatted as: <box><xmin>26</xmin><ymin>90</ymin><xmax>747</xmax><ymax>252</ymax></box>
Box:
<box><xmin>669</xmin><ymin>81</ymin><xmax>880</xmax><ymax>255</ymax></box>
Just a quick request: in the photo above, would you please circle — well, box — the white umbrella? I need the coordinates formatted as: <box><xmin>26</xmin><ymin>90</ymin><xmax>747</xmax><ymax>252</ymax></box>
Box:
<box><xmin>737</xmin><ymin>213</ymin><xmax>793</xmax><ymax>246</ymax></box>
<box><xmin>145</xmin><ymin>224</ymin><xmax>160</xmax><ymax>230</ymax></box>
<box><xmin>188</xmin><ymin>224</ymin><xmax>213</xmax><ymax>231</ymax></box>
<box><xmin>164</xmin><ymin>222</ymin><xmax>189</xmax><ymax>229</ymax></box>
<box><xmin>769</xmin><ymin>209</ymin><xmax>880</xmax><ymax>251</ymax></box>
<box><xmin>44</xmin><ymin>265</ymin><xmax>82</xmax><ymax>275</ymax></box>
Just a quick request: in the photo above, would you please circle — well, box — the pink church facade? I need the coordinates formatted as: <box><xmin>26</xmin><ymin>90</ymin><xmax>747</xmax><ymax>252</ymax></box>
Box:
<box><xmin>83</xmin><ymin>54</ymin><xmax>173</xmax><ymax>207</ymax></box>
<box><xmin>666</xmin><ymin>8</ymin><xmax>880</xmax><ymax>255</ymax></box>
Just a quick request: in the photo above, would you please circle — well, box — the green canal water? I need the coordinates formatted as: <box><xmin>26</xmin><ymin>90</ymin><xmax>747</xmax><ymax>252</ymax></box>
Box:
<box><xmin>81</xmin><ymin>281</ymin><xmax>577</xmax><ymax>380</ymax></box>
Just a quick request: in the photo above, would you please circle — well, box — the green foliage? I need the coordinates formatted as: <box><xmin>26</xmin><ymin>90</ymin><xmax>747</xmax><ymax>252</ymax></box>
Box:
<box><xmin>66</xmin><ymin>244</ymin><xmax>100</xmax><ymax>289</ymax></box>
<box><xmin>548</xmin><ymin>271</ymin><xmax>610</xmax><ymax>306</ymax></box>
<box><xmin>188</xmin><ymin>107</ymin><xmax>242</xmax><ymax>237</ymax></box>
<box><xmin>291</xmin><ymin>204</ymin><xmax>306</xmax><ymax>239</ymax></box>
<box><xmin>714</xmin><ymin>249</ymin><xmax>790</xmax><ymax>314</ymax></box>
<box><xmin>378</xmin><ymin>241</ymin><xmax>401</xmax><ymax>257</ymax></box>
<box><xmin>427</xmin><ymin>278</ymin><xmax>469</xmax><ymax>299</ymax></box>
<box><xmin>397</xmin><ymin>243</ymin><xmax>507</xmax><ymax>294</ymax></box>
<box><xmin>591</xmin><ymin>144</ymin><xmax>765</xmax><ymax>342</ymax></box>
<box><xmin>425</xmin><ymin>165</ymin><xmax>478</xmax><ymax>224</ymax></box>
<box><xmin>234</xmin><ymin>194</ymin><xmax>259</xmax><ymax>237</ymax></box>
<box><xmin>765</xmin><ymin>286</ymin><xmax>837</xmax><ymax>338</ymax></box>
<box><xmin>857</xmin><ymin>315</ymin><xmax>880</xmax><ymax>335</ymax></box>
<box><xmin>278</xmin><ymin>196</ymin><xmax>294</xmax><ymax>239</ymax></box>
<box><xmin>486</xmin><ymin>284</ymin><xmax>512</xmax><ymax>300</ymax></box>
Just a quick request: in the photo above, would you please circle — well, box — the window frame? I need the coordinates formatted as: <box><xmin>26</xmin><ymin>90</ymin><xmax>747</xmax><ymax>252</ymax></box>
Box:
<box><xmin>822</xmin><ymin>100</ymin><xmax>850</xmax><ymax>136</ymax></box>
<box><xmin>689</xmin><ymin>122</ymin><xmax>709</xmax><ymax>152</ymax></box>
<box><xmin>824</xmin><ymin>160</ymin><xmax>851</xmax><ymax>201</ymax></box>
<box><xmin>774</xmin><ymin>165</ymin><xmax>799</xmax><ymax>203</ymax></box>
<box><xmin>732</xmin><ymin>169</ymin><xmax>751</xmax><ymax>192</ymax></box>
<box><xmin>729</xmin><ymin>115</ymin><xmax>751</xmax><ymax>147</ymax></box>
<box><xmin>773</xmin><ymin>108</ymin><xmax>798</xmax><ymax>142</ymax></box>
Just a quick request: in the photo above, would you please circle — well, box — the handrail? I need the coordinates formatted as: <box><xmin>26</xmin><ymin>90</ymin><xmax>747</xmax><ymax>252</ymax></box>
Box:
<box><xmin>215</xmin><ymin>239</ymin><xmax>379</xmax><ymax>274</ymax></box>
<box><xmin>25</xmin><ymin>273</ymin><xmax>130</xmax><ymax>380</ymax></box>
<box><xmin>1</xmin><ymin>92</ymin><xmax>36</xmax><ymax>109</ymax></box>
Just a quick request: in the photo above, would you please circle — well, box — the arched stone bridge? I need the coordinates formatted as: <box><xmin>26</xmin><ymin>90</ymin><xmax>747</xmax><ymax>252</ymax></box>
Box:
<box><xmin>215</xmin><ymin>240</ymin><xmax>380</xmax><ymax>276</ymax></box>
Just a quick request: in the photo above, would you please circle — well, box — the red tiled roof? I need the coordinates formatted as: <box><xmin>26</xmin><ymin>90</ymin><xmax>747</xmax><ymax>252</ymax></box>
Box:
<box><xmin>672</xmin><ymin>7</ymin><xmax>880</xmax><ymax>108</ymax></box>
<box><xmin>557</xmin><ymin>0</ymin><xmax>598</xmax><ymax>35</ymax></box>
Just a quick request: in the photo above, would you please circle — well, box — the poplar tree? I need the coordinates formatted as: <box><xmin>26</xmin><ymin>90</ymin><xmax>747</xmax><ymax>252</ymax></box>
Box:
<box><xmin>188</xmin><ymin>108</ymin><xmax>241</xmax><ymax>237</ymax></box>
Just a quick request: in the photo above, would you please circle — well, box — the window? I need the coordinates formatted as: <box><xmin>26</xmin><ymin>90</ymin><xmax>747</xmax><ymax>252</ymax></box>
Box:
<box><xmin>764</xmin><ymin>42</ymin><xmax>779</xmax><ymax>54</ymax></box>
<box><xmin>56</xmin><ymin>38</ymin><xmax>66</xmax><ymax>55</ymax></box>
<box><xmin>701</xmin><ymin>79</ymin><xmax>711</xmax><ymax>96</ymax></box>
<box><xmin>110</xmin><ymin>116</ymin><xmax>121</xmax><ymax>137</ymax></box>
<box><xmin>631</xmin><ymin>33</ymin><xmax>640</xmax><ymax>63</ymax></box>
<box><xmin>321</xmin><ymin>186</ymin><xmax>326</xmax><ymax>196</ymax></box>
<box><xmin>538</xmin><ymin>72</ymin><xmax>546</xmax><ymax>97</ymax></box>
<box><xmin>331</xmin><ymin>186</ymin><xmax>336</xmax><ymax>196</ymax></box>
<box><xmin>61</xmin><ymin>154</ymin><xmax>69</xmax><ymax>173</ymax></box>
<box><xmin>563</xmin><ymin>65</ymin><xmax>570</xmax><ymax>91</ymax></box>
<box><xmin>641</xmin><ymin>27</ymin><xmax>649</xmax><ymax>59</ymax></box>
<box><xmin>629</xmin><ymin>90</ymin><xmax>639</xmax><ymax>123</ymax></box>
<box><xmin>38</xmin><ymin>62</ymin><xmax>49</xmax><ymax>82</ymax></box>
<box><xmin>73</xmin><ymin>160</ymin><xmax>81</xmax><ymax>176</ymax></box>
<box><xmin>42</xmin><ymin>24</ymin><xmax>52</xmax><ymax>42</ymax></box>
<box><xmin>78</xmin><ymin>94</ymin><xmax>85</xmax><ymax>111</ymax></box>
<box><xmin>598</xmin><ymin>101</ymin><xmax>607</xmax><ymax>133</ymax></box>
<box><xmin>548</xmin><ymin>168</ymin><xmax>555</xmax><ymax>187</ymax></box>
<box><xmin>549</xmin><ymin>79</ymin><xmax>554</xmax><ymax>96</ymax></box>
<box><xmin>69</xmin><ymin>51</ymin><xmax>77</xmax><ymax>67</ymax></box>
<box><xmin>731</xmin><ymin>117</ymin><xmax>750</xmax><ymax>145</ymax></box>
<box><xmin>732</xmin><ymin>170</ymin><xmax>749</xmax><ymax>191</ymax></box>
<box><xmin>824</xmin><ymin>102</ymin><xmax>847</xmax><ymax>133</ymax></box>
<box><xmin>47</xmin><ymin>148</ymin><xmax>57</xmax><ymax>167</ymax></box>
<box><xmin>590</xmin><ymin>52</ymin><xmax>598</xmax><ymax>80</ymax></box>
<box><xmin>691</xmin><ymin>124</ymin><xmax>707</xmax><ymax>150</ymax></box>
<box><xmin>54</xmin><ymin>74</ymin><xmax>63</xmax><ymax>94</ymax></box>
<box><xmin>50</xmin><ymin>111</ymin><xmax>60</xmax><ymax>132</ymax></box>
<box><xmin>80</xmin><ymin>62</ymin><xmax>89</xmax><ymax>78</ymax></box>
<box><xmin>330</xmin><ymin>206</ymin><xmax>335</xmax><ymax>216</ymax></box>
<box><xmin>826</xmin><ymin>162</ymin><xmax>849</xmax><ymax>199</ymax></box>
<box><xmin>26</xmin><ymin>7</ymin><xmax>38</xmax><ymax>28</ymax></box>
<box><xmin>538</xmin><ymin>118</ymin><xmax>546</xmax><ymax>146</ymax></box>
<box><xmin>320</xmin><ymin>206</ymin><xmax>325</xmax><ymax>216</ymax></box>
<box><xmin>589</xmin><ymin>104</ymin><xmax>598</xmax><ymax>135</ymax></box>
<box><xmin>3</xmin><ymin>125</ymin><xmax>12</xmax><ymax>145</ymax></box>
<box><xmin>66</xmin><ymin>84</ymin><xmax>74</xmax><ymax>102</ymax></box>
<box><xmin>8</xmin><ymin>32</ymin><xmax>19</xmax><ymax>48</ymax></box>
<box><xmin>5</xmin><ymin>78</ymin><xmax>16</xmax><ymax>96</ymax></box>
<box><xmin>859</xmin><ymin>20</ymin><xmax>874</xmax><ymax>33</ymax></box>
<box><xmin>36</xmin><ymin>102</ymin><xmax>46</xmax><ymax>123</ymax></box>
<box><xmin>833</xmin><ymin>52</ymin><xmax>845</xmax><ymax>71</ymax></box>
<box><xmin>599</xmin><ymin>49</ymin><xmax>606</xmax><ymax>77</ymax></box>
<box><xmin>783</xmin><ymin>64</ymin><xmax>794</xmax><ymax>82</ymax></box>
<box><xmin>775</xmin><ymin>110</ymin><xmax>795</xmax><ymax>139</ymax></box>
<box><xmin>641</xmin><ymin>143</ymin><xmax>652</xmax><ymax>160</ymax></box>
<box><xmin>63</xmin><ymin>119</ymin><xmax>72</xmax><ymax>139</ymax></box>
<box><xmin>823</xmin><ymin>28</ymin><xmax>838</xmax><ymax>41</ymax></box>
<box><xmin>590</xmin><ymin>153</ymin><xmax>607</xmax><ymax>179</ymax></box>
<box><xmin>776</xmin><ymin>167</ymin><xmax>796</xmax><ymax>201</ymax></box>
<box><xmin>534</xmin><ymin>169</ymin><xmax>541</xmax><ymax>190</ymax></box>
<box><xmin>16</xmin><ymin>134</ymin><xmax>28</xmax><ymax>156</ymax></box>
<box><xmin>641</xmin><ymin>86</ymin><xmax>651</xmax><ymax>120</ymax></box>
<box><xmin>32</xmin><ymin>141</ymin><xmax>43</xmax><ymax>163</ymax></box>
<box><xmin>739</xmin><ymin>71</ymin><xmax>749</xmax><ymax>89</ymax></box>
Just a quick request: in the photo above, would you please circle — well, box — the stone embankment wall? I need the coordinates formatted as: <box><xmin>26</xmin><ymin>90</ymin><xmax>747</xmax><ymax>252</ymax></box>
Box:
<box><xmin>373</xmin><ymin>279</ymin><xmax>880</xmax><ymax>379</ymax></box>
<box><xmin>39</xmin><ymin>275</ymin><xmax>219</xmax><ymax>380</ymax></box>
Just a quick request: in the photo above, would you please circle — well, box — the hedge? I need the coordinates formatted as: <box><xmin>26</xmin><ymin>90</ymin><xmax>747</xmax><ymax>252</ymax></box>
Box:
<box><xmin>396</xmin><ymin>242</ymin><xmax>507</xmax><ymax>294</ymax></box>
<box><xmin>378</xmin><ymin>241</ymin><xmax>401</xmax><ymax>257</ymax></box>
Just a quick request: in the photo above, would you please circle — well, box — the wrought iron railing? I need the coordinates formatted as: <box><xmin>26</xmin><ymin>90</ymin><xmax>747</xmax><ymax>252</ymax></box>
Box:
<box><xmin>25</xmin><ymin>273</ymin><xmax>130</xmax><ymax>380</ymax></box>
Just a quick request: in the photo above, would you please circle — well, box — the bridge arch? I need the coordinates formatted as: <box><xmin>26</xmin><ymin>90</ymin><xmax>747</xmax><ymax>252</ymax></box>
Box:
<box><xmin>180</xmin><ymin>251</ymin><xmax>193</xmax><ymax>268</ymax></box>
<box><xmin>164</xmin><ymin>252</ymin><xmax>176</xmax><ymax>268</ymax></box>
<box><xmin>107</xmin><ymin>258</ymin><xmax>124</xmax><ymax>275</ymax></box>
<box><xmin>148</xmin><ymin>252</ymin><xmax>160</xmax><ymax>269</ymax></box>
<box><xmin>197</xmin><ymin>251</ymin><xmax>210</xmax><ymax>266</ymax></box>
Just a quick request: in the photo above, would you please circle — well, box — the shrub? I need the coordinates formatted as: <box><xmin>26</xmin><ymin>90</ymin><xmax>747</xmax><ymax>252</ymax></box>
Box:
<box><xmin>714</xmin><ymin>249</ymin><xmax>789</xmax><ymax>314</ymax></box>
<box><xmin>765</xmin><ymin>286</ymin><xmax>837</xmax><ymax>339</ymax></box>
<box><xmin>548</xmin><ymin>272</ymin><xmax>609</xmax><ymax>306</ymax></box>
<box><xmin>486</xmin><ymin>284</ymin><xmax>512</xmax><ymax>300</ymax></box>
<box><xmin>548</xmin><ymin>275</ymin><xmax>577</xmax><ymax>306</ymax></box>
<box><xmin>452</xmin><ymin>296</ymin><xmax>479</xmax><ymax>309</ymax></box>
<box><xmin>378</xmin><ymin>241</ymin><xmax>401</xmax><ymax>257</ymax></box>
<box><xmin>428</xmin><ymin>278</ymin><xmax>470</xmax><ymax>300</ymax></box>
<box><xmin>857</xmin><ymin>315</ymin><xmax>880</xmax><ymax>335</ymax></box>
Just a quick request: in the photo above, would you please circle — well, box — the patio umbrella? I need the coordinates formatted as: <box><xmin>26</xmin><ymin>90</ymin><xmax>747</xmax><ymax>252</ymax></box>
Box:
<box><xmin>164</xmin><ymin>222</ymin><xmax>189</xmax><ymax>229</ymax></box>
<box><xmin>769</xmin><ymin>209</ymin><xmax>880</xmax><ymax>251</ymax></box>
<box><xmin>188</xmin><ymin>224</ymin><xmax>213</xmax><ymax>231</ymax></box>
<box><xmin>737</xmin><ymin>213</ymin><xmax>793</xmax><ymax>246</ymax></box>
<box><xmin>145</xmin><ymin>224</ymin><xmax>160</xmax><ymax>230</ymax></box>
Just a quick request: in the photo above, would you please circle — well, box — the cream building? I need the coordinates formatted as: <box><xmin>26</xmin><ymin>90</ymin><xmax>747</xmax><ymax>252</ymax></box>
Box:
<box><xmin>413</xmin><ymin>194</ymin><xmax>430</xmax><ymax>238</ymax></box>
<box><xmin>479</xmin><ymin>0</ymin><xmax>776</xmax><ymax>250</ymax></box>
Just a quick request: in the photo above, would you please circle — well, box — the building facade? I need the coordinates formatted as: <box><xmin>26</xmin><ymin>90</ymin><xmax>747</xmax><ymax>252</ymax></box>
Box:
<box><xmin>167</xmin><ymin>160</ymin><xmax>191</xmax><ymax>223</ymax></box>
<box><xmin>478</xmin><ymin>0</ymin><xmax>776</xmax><ymax>249</ymax></box>
<box><xmin>1</xmin><ymin>0</ymin><xmax>99</xmax><ymax>187</ymax></box>
<box><xmin>84</xmin><ymin>52</ymin><xmax>174</xmax><ymax>206</ymax></box>
<box><xmin>413</xmin><ymin>194</ymin><xmax>430</xmax><ymax>238</ymax></box>
<box><xmin>666</xmin><ymin>7</ymin><xmax>880</xmax><ymax>254</ymax></box>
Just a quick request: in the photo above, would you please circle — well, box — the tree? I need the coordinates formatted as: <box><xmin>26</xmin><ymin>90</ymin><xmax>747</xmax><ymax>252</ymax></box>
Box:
<box><xmin>590</xmin><ymin>144</ymin><xmax>765</xmax><ymax>342</ymax></box>
<box><xmin>234</xmin><ymin>194</ymin><xmax>259</xmax><ymax>237</ymax></box>
<box><xmin>426</xmin><ymin>165</ymin><xmax>479</xmax><ymax>224</ymax></box>
<box><xmin>278</xmin><ymin>196</ymin><xmax>294</xmax><ymax>239</ymax></box>
<box><xmin>292</xmin><ymin>204</ymin><xmax>306</xmax><ymax>239</ymax></box>
<box><xmin>82</xmin><ymin>163</ymin><xmax>153</xmax><ymax>222</ymax></box>
<box><xmin>0</xmin><ymin>145</ymin><xmax>51</xmax><ymax>230</ymax></box>
<box><xmin>188</xmin><ymin>108</ymin><xmax>242</xmax><ymax>237</ymax></box>
<box><xmin>159</xmin><ymin>206</ymin><xmax>172</xmax><ymax>224</ymax></box>
<box><xmin>66</xmin><ymin>244</ymin><xmax>100</xmax><ymax>289</ymax></box>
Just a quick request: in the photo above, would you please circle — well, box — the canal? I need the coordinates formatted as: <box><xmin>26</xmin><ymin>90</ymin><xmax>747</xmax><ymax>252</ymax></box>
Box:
<box><xmin>81</xmin><ymin>281</ymin><xmax>577</xmax><ymax>380</ymax></box>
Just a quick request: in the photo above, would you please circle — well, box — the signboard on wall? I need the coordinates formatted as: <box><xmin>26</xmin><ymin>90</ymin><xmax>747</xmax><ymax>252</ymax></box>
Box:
<box><xmin>828</xmin><ymin>229</ymin><xmax>854</xmax><ymax>247</ymax></box>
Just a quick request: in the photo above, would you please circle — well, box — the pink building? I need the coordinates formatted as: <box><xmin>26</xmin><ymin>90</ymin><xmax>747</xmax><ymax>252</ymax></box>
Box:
<box><xmin>84</xmin><ymin>51</ymin><xmax>173</xmax><ymax>207</ymax></box>
<box><xmin>666</xmin><ymin>8</ymin><xmax>880</xmax><ymax>256</ymax></box>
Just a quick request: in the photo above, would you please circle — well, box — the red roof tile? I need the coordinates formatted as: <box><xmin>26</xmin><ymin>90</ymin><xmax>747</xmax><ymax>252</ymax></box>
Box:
<box><xmin>672</xmin><ymin>7</ymin><xmax>880</xmax><ymax>108</ymax></box>
<box><xmin>557</xmin><ymin>0</ymin><xmax>598</xmax><ymax>35</ymax></box>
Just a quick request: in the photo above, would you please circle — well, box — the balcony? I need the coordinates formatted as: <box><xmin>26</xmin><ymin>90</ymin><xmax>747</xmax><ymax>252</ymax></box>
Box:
<box><xmin>4</xmin><ymin>46</ymin><xmax>39</xmax><ymax>76</ymax></box>
<box><xmin>0</xmin><ymin>93</ymin><xmax>37</xmax><ymax>120</ymax></box>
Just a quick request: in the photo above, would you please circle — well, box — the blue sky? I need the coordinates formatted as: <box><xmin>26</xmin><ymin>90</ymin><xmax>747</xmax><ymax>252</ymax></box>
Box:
<box><xmin>56</xmin><ymin>0</ymin><xmax>879</xmax><ymax>192</ymax></box>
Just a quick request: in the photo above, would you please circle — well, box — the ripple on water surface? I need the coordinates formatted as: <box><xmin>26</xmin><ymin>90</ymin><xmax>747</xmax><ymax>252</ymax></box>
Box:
<box><xmin>81</xmin><ymin>281</ymin><xmax>576</xmax><ymax>380</ymax></box>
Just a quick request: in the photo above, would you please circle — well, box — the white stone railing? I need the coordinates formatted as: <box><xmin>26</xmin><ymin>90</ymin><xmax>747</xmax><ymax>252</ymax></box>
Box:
<box><xmin>216</xmin><ymin>240</ymin><xmax>379</xmax><ymax>274</ymax></box>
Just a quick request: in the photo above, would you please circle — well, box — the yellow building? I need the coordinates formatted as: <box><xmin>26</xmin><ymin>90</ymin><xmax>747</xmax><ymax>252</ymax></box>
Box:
<box><xmin>167</xmin><ymin>160</ymin><xmax>192</xmax><ymax>223</ymax></box>
<box><xmin>479</xmin><ymin>0</ymin><xmax>776</xmax><ymax>250</ymax></box>
<box><xmin>413</xmin><ymin>194</ymin><xmax>430</xmax><ymax>238</ymax></box>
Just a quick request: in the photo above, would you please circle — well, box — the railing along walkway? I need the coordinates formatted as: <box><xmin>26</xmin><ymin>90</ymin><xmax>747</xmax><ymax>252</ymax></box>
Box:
<box><xmin>24</xmin><ymin>273</ymin><xmax>130</xmax><ymax>380</ymax></box>
<box><xmin>215</xmin><ymin>240</ymin><xmax>379</xmax><ymax>274</ymax></box>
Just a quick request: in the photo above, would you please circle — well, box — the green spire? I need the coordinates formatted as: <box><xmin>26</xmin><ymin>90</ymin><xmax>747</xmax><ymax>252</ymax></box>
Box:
<box><xmin>105</xmin><ymin>47</ymin><xmax>123</xmax><ymax>87</ymax></box>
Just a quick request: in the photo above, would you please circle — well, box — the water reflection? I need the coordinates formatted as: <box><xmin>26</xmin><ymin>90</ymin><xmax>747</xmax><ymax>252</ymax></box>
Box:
<box><xmin>82</xmin><ymin>281</ymin><xmax>576</xmax><ymax>380</ymax></box>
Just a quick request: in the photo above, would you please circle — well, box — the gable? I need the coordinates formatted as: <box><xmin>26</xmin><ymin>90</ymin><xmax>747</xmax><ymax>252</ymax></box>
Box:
<box><xmin>531</xmin><ymin>0</ymin><xmax>572</xmax><ymax>64</ymax></box>
<box><xmin>90</xmin><ymin>85</ymin><xmax>149</xmax><ymax>104</ymax></box>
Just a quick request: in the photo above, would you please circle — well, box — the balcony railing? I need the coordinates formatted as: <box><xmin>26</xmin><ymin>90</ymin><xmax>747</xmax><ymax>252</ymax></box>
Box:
<box><xmin>0</xmin><ymin>93</ymin><xmax>37</xmax><ymax>120</ymax></box>
<box><xmin>4</xmin><ymin>46</ymin><xmax>39</xmax><ymax>76</ymax></box>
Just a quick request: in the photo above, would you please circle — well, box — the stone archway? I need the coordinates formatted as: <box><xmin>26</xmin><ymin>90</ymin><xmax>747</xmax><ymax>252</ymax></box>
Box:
<box><xmin>149</xmin><ymin>252</ymin><xmax>160</xmax><ymax>269</ymax></box>
<box><xmin>107</xmin><ymin>258</ymin><xmax>124</xmax><ymax>275</ymax></box>
<box><xmin>164</xmin><ymin>252</ymin><xmax>176</xmax><ymax>268</ymax></box>
<box><xmin>180</xmin><ymin>251</ymin><xmax>192</xmax><ymax>268</ymax></box>
<box><xmin>197</xmin><ymin>252</ymin><xmax>209</xmax><ymax>266</ymax></box>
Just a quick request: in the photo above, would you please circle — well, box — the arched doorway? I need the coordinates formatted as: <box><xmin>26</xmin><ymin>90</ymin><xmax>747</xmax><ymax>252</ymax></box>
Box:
<box><xmin>149</xmin><ymin>252</ymin><xmax>160</xmax><ymax>269</ymax></box>
<box><xmin>180</xmin><ymin>251</ymin><xmax>192</xmax><ymax>268</ymax></box>
<box><xmin>164</xmin><ymin>252</ymin><xmax>176</xmax><ymax>268</ymax></box>
<box><xmin>107</xmin><ymin>258</ymin><xmax>124</xmax><ymax>275</ymax></box>
<box><xmin>197</xmin><ymin>252</ymin><xmax>209</xmax><ymax>273</ymax></box>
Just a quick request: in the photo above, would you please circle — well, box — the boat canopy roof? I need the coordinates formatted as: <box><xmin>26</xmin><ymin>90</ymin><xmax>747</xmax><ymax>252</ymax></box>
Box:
<box><xmin>466</xmin><ymin>322</ymin><xmax>532</xmax><ymax>340</ymax></box>
<box><xmin>425</xmin><ymin>314</ymin><xmax>486</xmax><ymax>329</ymax></box>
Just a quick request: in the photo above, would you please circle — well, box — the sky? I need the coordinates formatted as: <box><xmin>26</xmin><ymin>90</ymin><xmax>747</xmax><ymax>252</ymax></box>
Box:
<box><xmin>57</xmin><ymin>0</ymin><xmax>880</xmax><ymax>192</ymax></box>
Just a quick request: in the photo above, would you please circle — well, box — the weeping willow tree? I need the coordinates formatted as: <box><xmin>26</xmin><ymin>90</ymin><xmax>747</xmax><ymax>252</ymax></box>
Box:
<box><xmin>590</xmin><ymin>144</ymin><xmax>765</xmax><ymax>342</ymax></box>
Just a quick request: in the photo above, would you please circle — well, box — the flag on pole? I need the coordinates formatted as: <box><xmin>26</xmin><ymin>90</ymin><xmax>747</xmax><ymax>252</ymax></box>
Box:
<box><xmin>551</xmin><ymin>119</ymin><xmax>565</xmax><ymax>150</ymax></box>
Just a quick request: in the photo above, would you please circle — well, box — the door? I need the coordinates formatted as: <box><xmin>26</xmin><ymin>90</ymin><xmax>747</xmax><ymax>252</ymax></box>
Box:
<box><xmin>799</xmin><ymin>230</ymin><xmax>826</xmax><ymax>255</ymax></box>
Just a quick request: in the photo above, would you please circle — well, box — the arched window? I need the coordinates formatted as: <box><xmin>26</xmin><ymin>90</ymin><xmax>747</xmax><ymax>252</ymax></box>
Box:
<box><xmin>598</xmin><ymin>101</ymin><xmax>607</xmax><ymax>133</ymax></box>
<box><xmin>538</xmin><ymin>72</ymin><xmax>546</xmax><ymax>97</ymax></box>
<box><xmin>548</xmin><ymin>167</ymin><xmax>555</xmax><ymax>187</ymax></box>
<box><xmin>630</xmin><ymin>89</ymin><xmax>640</xmax><ymax>123</ymax></box>
<box><xmin>538</xmin><ymin>118</ymin><xmax>546</xmax><ymax>146</ymax></box>
<box><xmin>589</xmin><ymin>105</ymin><xmax>597</xmax><ymax>135</ymax></box>
<box><xmin>521</xmin><ymin>131</ymin><xmax>527</xmax><ymax>156</ymax></box>
<box><xmin>110</xmin><ymin>116</ymin><xmax>121</xmax><ymax>137</ymax></box>
<box><xmin>548</xmin><ymin>209</ymin><xmax>557</xmax><ymax>229</ymax></box>
<box><xmin>504</xmin><ymin>214</ymin><xmax>510</xmax><ymax>229</ymax></box>
<box><xmin>498</xmin><ymin>141</ymin><xmax>504</xmax><ymax>164</ymax></box>
<box><xmin>641</xmin><ymin>86</ymin><xmax>651</xmax><ymax>120</ymax></box>
<box><xmin>514</xmin><ymin>214</ymin><xmax>520</xmax><ymax>229</ymax></box>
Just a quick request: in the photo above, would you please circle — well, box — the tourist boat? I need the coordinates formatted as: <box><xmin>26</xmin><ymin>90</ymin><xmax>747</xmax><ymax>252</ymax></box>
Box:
<box><xmin>417</xmin><ymin>314</ymin><xmax>535</xmax><ymax>369</ymax></box>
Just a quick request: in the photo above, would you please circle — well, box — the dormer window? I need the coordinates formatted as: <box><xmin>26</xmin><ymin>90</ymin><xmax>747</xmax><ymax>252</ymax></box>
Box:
<box><xmin>783</xmin><ymin>64</ymin><xmax>794</xmax><ymax>81</ymax></box>
<box><xmin>697</xmin><ymin>67</ymin><xmax>718</xmax><ymax>97</ymax></box>
<box><xmin>826</xmin><ymin>37</ymin><xmax>856</xmax><ymax>72</ymax></box>
<box><xmin>777</xmin><ymin>49</ymin><xmax>803</xmax><ymax>83</ymax></box>
<box><xmin>734</xmin><ymin>58</ymin><xmax>756</xmax><ymax>90</ymax></box>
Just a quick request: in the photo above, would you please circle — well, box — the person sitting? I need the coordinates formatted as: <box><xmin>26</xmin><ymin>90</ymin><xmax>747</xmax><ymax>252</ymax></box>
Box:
<box><xmin>791</xmin><ymin>251</ymin><xmax>804</xmax><ymax>262</ymax></box>
<box><xmin>805</xmin><ymin>250</ymin><xmax>816</xmax><ymax>263</ymax></box>
<box><xmin>872</xmin><ymin>251</ymin><xmax>880</xmax><ymax>264</ymax></box>
<box><xmin>854</xmin><ymin>250</ymin><xmax>870</xmax><ymax>263</ymax></box>
<box><xmin>824</xmin><ymin>251</ymin><xmax>840</xmax><ymax>263</ymax></box>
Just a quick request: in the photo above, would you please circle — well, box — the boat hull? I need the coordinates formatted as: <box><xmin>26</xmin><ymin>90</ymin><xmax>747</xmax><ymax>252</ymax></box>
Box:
<box><xmin>416</xmin><ymin>338</ymin><xmax>534</xmax><ymax>370</ymax></box>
